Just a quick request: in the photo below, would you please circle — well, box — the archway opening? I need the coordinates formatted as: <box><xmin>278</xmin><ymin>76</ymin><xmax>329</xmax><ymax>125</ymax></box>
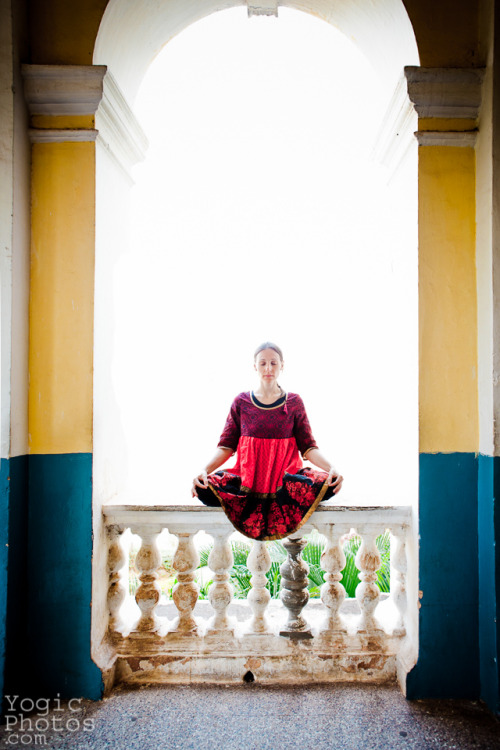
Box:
<box><xmin>91</xmin><ymin>0</ymin><xmax>420</xmax><ymax>684</ymax></box>
<box><xmin>108</xmin><ymin>7</ymin><xmax>419</xmax><ymax>505</ymax></box>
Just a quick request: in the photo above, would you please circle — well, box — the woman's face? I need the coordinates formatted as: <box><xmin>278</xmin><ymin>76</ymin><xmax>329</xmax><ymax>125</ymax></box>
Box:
<box><xmin>254</xmin><ymin>348</ymin><xmax>283</xmax><ymax>384</ymax></box>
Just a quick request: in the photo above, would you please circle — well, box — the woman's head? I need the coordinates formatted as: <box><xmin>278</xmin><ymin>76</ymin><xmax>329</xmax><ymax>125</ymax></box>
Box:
<box><xmin>253</xmin><ymin>342</ymin><xmax>284</xmax><ymax>384</ymax></box>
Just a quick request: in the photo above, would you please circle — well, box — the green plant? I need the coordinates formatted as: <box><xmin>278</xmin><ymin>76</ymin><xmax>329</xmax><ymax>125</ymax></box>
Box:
<box><xmin>340</xmin><ymin>531</ymin><xmax>391</xmax><ymax>597</ymax></box>
<box><xmin>266</xmin><ymin>540</ymin><xmax>287</xmax><ymax>598</ymax></box>
<box><xmin>129</xmin><ymin>531</ymin><xmax>392</xmax><ymax>602</ymax></box>
<box><xmin>302</xmin><ymin>533</ymin><xmax>326</xmax><ymax>598</ymax></box>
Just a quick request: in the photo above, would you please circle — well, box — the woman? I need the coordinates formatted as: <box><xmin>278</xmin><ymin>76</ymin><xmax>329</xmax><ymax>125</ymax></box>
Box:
<box><xmin>192</xmin><ymin>342</ymin><xmax>343</xmax><ymax>541</ymax></box>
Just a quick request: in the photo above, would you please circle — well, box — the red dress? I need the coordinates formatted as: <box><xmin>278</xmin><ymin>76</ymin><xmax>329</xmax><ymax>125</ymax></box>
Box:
<box><xmin>196</xmin><ymin>391</ymin><xmax>334</xmax><ymax>541</ymax></box>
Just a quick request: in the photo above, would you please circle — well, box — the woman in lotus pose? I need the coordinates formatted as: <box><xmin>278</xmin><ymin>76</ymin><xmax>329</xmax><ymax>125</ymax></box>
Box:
<box><xmin>192</xmin><ymin>342</ymin><xmax>343</xmax><ymax>541</ymax></box>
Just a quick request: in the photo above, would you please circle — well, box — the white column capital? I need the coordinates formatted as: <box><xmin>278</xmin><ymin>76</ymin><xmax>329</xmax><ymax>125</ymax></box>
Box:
<box><xmin>374</xmin><ymin>66</ymin><xmax>485</xmax><ymax>170</ymax></box>
<box><xmin>21</xmin><ymin>64</ymin><xmax>148</xmax><ymax>175</ymax></box>
<box><xmin>22</xmin><ymin>64</ymin><xmax>108</xmax><ymax>116</ymax></box>
<box><xmin>404</xmin><ymin>66</ymin><xmax>485</xmax><ymax>120</ymax></box>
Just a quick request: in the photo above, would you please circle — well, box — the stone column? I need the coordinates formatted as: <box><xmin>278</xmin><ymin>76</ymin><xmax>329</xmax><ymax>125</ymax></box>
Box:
<box><xmin>279</xmin><ymin>536</ymin><xmax>312</xmax><ymax>639</ymax></box>
<box><xmin>207</xmin><ymin>529</ymin><xmax>234</xmax><ymax>635</ymax></box>
<box><xmin>171</xmin><ymin>532</ymin><xmax>200</xmax><ymax>634</ymax></box>
<box><xmin>319</xmin><ymin>525</ymin><xmax>348</xmax><ymax>637</ymax></box>
<box><xmin>247</xmin><ymin>540</ymin><xmax>272</xmax><ymax>634</ymax></box>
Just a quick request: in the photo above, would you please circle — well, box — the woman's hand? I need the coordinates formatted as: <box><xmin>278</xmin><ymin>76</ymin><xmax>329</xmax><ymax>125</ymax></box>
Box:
<box><xmin>191</xmin><ymin>470</ymin><xmax>208</xmax><ymax>498</ymax></box>
<box><xmin>191</xmin><ymin>447</ymin><xmax>233</xmax><ymax>498</ymax></box>
<box><xmin>327</xmin><ymin>468</ymin><xmax>343</xmax><ymax>494</ymax></box>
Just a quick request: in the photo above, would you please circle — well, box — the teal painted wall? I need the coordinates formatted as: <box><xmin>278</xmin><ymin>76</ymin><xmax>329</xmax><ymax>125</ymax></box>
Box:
<box><xmin>28</xmin><ymin>454</ymin><xmax>102</xmax><ymax>699</ymax></box>
<box><xmin>407</xmin><ymin>453</ymin><xmax>480</xmax><ymax>699</ymax></box>
<box><xmin>478</xmin><ymin>454</ymin><xmax>500</xmax><ymax>715</ymax></box>
<box><xmin>0</xmin><ymin>459</ymin><xmax>9</xmax><ymax>706</ymax></box>
<box><xmin>3</xmin><ymin>455</ymin><xmax>29</xmax><ymax>706</ymax></box>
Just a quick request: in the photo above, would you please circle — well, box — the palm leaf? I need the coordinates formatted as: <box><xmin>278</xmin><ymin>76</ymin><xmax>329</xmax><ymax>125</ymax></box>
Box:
<box><xmin>232</xmin><ymin>541</ymin><xmax>252</xmax><ymax>566</ymax></box>
<box><xmin>198</xmin><ymin>544</ymin><xmax>213</xmax><ymax>568</ymax></box>
<box><xmin>302</xmin><ymin>540</ymin><xmax>324</xmax><ymax>567</ymax></box>
<box><xmin>340</xmin><ymin>552</ymin><xmax>361</xmax><ymax>597</ymax></box>
<box><xmin>268</xmin><ymin>541</ymin><xmax>287</xmax><ymax>563</ymax></box>
<box><xmin>266</xmin><ymin>561</ymin><xmax>282</xmax><ymax>598</ymax></box>
<box><xmin>231</xmin><ymin>564</ymin><xmax>252</xmax><ymax>598</ymax></box>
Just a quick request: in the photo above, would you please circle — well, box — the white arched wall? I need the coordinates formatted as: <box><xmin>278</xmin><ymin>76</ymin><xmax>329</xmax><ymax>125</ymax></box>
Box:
<box><xmin>90</xmin><ymin>0</ymin><xmax>420</xmax><ymax>688</ymax></box>
<box><xmin>91</xmin><ymin>0</ymin><xmax>419</xmax><ymax>512</ymax></box>
<box><xmin>94</xmin><ymin>0</ymin><xmax>418</xmax><ymax>103</ymax></box>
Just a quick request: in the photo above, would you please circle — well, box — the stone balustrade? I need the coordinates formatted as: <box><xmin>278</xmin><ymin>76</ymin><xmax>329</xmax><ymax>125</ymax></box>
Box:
<box><xmin>102</xmin><ymin>503</ymin><xmax>413</xmax><ymax>688</ymax></box>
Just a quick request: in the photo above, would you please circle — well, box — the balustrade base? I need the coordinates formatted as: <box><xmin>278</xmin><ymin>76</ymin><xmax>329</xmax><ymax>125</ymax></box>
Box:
<box><xmin>114</xmin><ymin>649</ymin><xmax>398</xmax><ymax>686</ymax></box>
<box><xmin>109</xmin><ymin>619</ymin><xmax>404</xmax><ymax>688</ymax></box>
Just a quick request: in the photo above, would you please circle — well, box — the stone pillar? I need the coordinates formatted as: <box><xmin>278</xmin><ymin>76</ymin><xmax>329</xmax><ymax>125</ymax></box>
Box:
<box><xmin>21</xmin><ymin>64</ymin><xmax>147</xmax><ymax>695</ymax></box>
<box><xmin>402</xmin><ymin>66</ymin><xmax>483</xmax><ymax>699</ymax></box>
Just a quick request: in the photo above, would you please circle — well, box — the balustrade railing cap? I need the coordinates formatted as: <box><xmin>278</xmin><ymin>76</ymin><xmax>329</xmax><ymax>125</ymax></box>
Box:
<box><xmin>102</xmin><ymin>502</ymin><xmax>411</xmax><ymax>530</ymax></box>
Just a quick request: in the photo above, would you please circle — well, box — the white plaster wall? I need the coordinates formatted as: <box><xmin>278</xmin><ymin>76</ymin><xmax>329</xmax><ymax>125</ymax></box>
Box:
<box><xmin>0</xmin><ymin>0</ymin><xmax>30</xmax><ymax>462</ymax></box>
<box><xmin>10</xmin><ymin>0</ymin><xmax>30</xmax><ymax>459</ymax></box>
<box><xmin>0</xmin><ymin>0</ymin><xmax>14</xmax><ymax>461</ymax></box>
<box><xmin>92</xmin><ymin>136</ymin><xmax>135</xmax><ymax>663</ymax></box>
<box><xmin>93</xmin><ymin>0</ymin><xmax>418</xmax><ymax>104</ymax></box>
<box><xmin>476</xmin><ymin>0</ymin><xmax>495</xmax><ymax>457</ymax></box>
<box><xmin>491</xmin><ymin>4</ymin><xmax>500</xmax><ymax>457</ymax></box>
<box><xmin>378</xmin><ymin>109</ymin><xmax>419</xmax><ymax>687</ymax></box>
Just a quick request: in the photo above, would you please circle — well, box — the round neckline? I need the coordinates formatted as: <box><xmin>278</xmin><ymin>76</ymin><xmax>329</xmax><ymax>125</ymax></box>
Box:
<box><xmin>250</xmin><ymin>391</ymin><xmax>288</xmax><ymax>410</ymax></box>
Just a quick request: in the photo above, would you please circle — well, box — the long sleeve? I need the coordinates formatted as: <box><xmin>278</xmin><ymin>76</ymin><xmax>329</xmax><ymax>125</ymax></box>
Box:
<box><xmin>293</xmin><ymin>396</ymin><xmax>318</xmax><ymax>457</ymax></box>
<box><xmin>217</xmin><ymin>397</ymin><xmax>241</xmax><ymax>452</ymax></box>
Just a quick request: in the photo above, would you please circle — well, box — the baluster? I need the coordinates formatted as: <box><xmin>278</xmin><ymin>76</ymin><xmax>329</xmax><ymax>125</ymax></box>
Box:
<box><xmin>319</xmin><ymin>525</ymin><xmax>348</xmax><ymax>635</ymax></box>
<box><xmin>131</xmin><ymin>526</ymin><xmax>162</xmax><ymax>632</ymax></box>
<box><xmin>279</xmin><ymin>535</ymin><xmax>312</xmax><ymax>639</ymax></box>
<box><xmin>355</xmin><ymin>529</ymin><xmax>383</xmax><ymax>633</ymax></box>
<box><xmin>247</xmin><ymin>541</ymin><xmax>272</xmax><ymax>634</ymax></box>
<box><xmin>207</xmin><ymin>529</ymin><xmax>234</xmax><ymax>634</ymax></box>
<box><xmin>107</xmin><ymin>524</ymin><xmax>126</xmax><ymax>633</ymax></box>
<box><xmin>390</xmin><ymin>525</ymin><xmax>407</xmax><ymax>635</ymax></box>
<box><xmin>171</xmin><ymin>532</ymin><xmax>200</xmax><ymax>633</ymax></box>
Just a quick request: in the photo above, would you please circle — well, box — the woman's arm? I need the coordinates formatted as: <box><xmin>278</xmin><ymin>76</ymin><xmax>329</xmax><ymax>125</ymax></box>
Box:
<box><xmin>192</xmin><ymin>446</ymin><xmax>233</xmax><ymax>497</ymax></box>
<box><xmin>304</xmin><ymin>447</ymin><xmax>343</xmax><ymax>493</ymax></box>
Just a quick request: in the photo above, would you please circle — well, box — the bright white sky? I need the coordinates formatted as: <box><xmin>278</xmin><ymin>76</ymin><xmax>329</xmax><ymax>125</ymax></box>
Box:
<box><xmin>113</xmin><ymin>7</ymin><xmax>418</xmax><ymax>506</ymax></box>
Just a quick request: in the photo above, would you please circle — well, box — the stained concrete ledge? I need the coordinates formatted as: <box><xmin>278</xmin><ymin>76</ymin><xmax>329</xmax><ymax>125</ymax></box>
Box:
<box><xmin>1</xmin><ymin>683</ymin><xmax>499</xmax><ymax>750</ymax></box>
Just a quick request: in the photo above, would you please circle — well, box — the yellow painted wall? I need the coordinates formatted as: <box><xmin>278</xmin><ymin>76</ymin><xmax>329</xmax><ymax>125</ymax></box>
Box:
<box><xmin>418</xmin><ymin>146</ymin><xmax>478</xmax><ymax>453</ymax></box>
<box><xmin>32</xmin><ymin>115</ymin><xmax>95</xmax><ymax>130</ymax></box>
<box><xmin>29</xmin><ymin>141</ymin><xmax>95</xmax><ymax>454</ymax></box>
<box><xmin>418</xmin><ymin>119</ymin><xmax>478</xmax><ymax>133</ymax></box>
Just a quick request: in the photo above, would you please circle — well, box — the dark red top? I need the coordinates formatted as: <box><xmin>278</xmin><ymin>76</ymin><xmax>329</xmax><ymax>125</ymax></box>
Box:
<box><xmin>217</xmin><ymin>392</ymin><xmax>318</xmax><ymax>495</ymax></box>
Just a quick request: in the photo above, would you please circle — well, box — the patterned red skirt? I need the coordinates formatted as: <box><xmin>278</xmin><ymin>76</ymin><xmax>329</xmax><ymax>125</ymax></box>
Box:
<box><xmin>196</xmin><ymin>467</ymin><xmax>334</xmax><ymax>541</ymax></box>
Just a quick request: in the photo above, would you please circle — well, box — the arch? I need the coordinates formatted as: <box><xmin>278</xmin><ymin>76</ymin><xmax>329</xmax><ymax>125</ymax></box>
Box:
<box><xmin>94</xmin><ymin>0</ymin><xmax>419</xmax><ymax>103</ymax></box>
<box><xmin>90</xmin><ymin>0</ymin><xmax>421</xmax><ymax>692</ymax></box>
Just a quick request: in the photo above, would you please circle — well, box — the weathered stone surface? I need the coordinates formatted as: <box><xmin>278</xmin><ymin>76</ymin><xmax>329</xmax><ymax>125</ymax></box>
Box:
<box><xmin>131</xmin><ymin>526</ymin><xmax>162</xmax><ymax>632</ymax></box>
<box><xmin>171</xmin><ymin>532</ymin><xmax>200</xmax><ymax>634</ymax></box>
<box><xmin>102</xmin><ymin>505</ymin><xmax>413</xmax><ymax>690</ymax></box>
<box><xmin>247</xmin><ymin>541</ymin><xmax>272</xmax><ymax>634</ymax></box>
